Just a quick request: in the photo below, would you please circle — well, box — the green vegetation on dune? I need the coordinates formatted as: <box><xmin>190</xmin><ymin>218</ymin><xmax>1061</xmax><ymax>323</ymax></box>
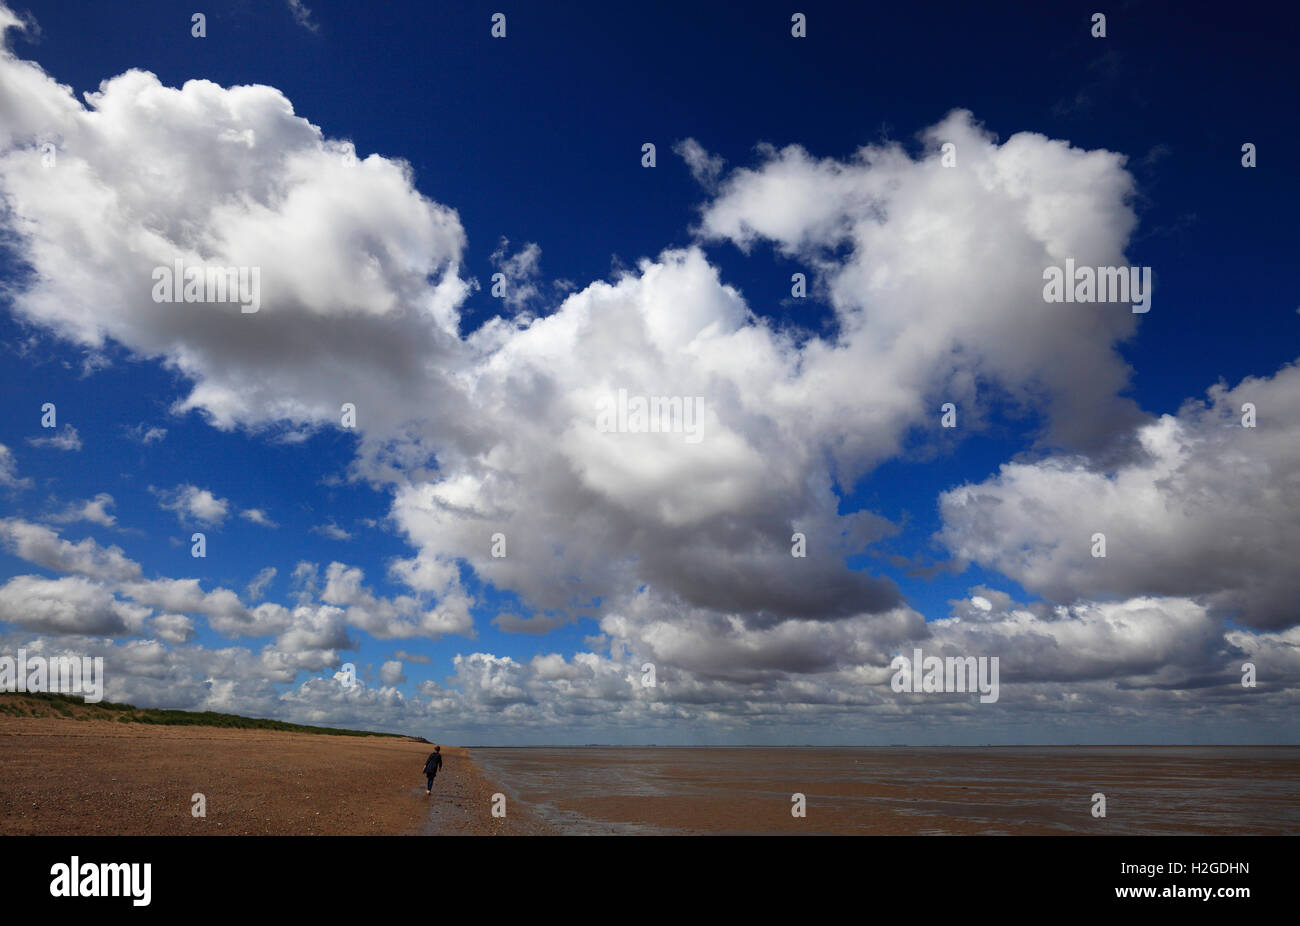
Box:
<box><xmin>0</xmin><ymin>692</ymin><xmax>426</xmax><ymax>741</ymax></box>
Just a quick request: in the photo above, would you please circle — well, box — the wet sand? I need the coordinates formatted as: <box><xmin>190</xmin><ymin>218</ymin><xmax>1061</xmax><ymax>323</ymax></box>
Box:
<box><xmin>472</xmin><ymin>745</ymin><xmax>1300</xmax><ymax>835</ymax></box>
<box><xmin>0</xmin><ymin>716</ymin><xmax>543</xmax><ymax>835</ymax></box>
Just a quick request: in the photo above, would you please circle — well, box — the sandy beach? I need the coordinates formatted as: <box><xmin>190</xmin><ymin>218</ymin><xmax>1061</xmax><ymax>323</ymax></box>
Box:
<box><xmin>5</xmin><ymin>712</ymin><xmax>1295</xmax><ymax>835</ymax></box>
<box><xmin>0</xmin><ymin>715</ymin><xmax>545</xmax><ymax>836</ymax></box>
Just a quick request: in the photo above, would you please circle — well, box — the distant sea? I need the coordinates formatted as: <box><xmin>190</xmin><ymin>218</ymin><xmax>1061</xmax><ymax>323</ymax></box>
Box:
<box><xmin>469</xmin><ymin>746</ymin><xmax>1300</xmax><ymax>835</ymax></box>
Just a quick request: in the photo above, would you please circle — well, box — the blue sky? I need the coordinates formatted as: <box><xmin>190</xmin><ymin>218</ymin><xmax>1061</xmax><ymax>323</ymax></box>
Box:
<box><xmin>0</xmin><ymin>0</ymin><xmax>1297</xmax><ymax>744</ymax></box>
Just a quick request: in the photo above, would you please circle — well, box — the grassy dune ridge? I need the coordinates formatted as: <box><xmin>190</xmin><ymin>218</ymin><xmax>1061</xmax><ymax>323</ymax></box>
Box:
<box><xmin>0</xmin><ymin>691</ymin><xmax>426</xmax><ymax>741</ymax></box>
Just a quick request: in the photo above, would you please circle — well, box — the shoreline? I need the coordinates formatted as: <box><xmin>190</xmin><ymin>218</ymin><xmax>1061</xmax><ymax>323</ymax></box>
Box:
<box><xmin>423</xmin><ymin>747</ymin><xmax>553</xmax><ymax>835</ymax></box>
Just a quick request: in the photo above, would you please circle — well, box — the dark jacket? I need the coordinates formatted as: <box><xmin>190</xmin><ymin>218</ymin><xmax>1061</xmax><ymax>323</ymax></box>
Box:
<box><xmin>424</xmin><ymin>752</ymin><xmax>443</xmax><ymax>776</ymax></box>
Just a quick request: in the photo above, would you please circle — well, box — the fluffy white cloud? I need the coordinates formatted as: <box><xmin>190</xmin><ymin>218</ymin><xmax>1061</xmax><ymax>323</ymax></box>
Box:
<box><xmin>311</xmin><ymin>522</ymin><xmax>351</xmax><ymax>541</ymax></box>
<box><xmin>391</xmin><ymin>246</ymin><xmax>901</xmax><ymax>627</ymax></box>
<box><xmin>595</xmin><ymin>589</ymin><xmax>926</xmax><ymax>684</ymax></box>
<box><xmin>0</xmin><ymin>518</ymin><xmax>141</xmax><ymax>582</ymax></box>
<box><xmin>319</xmin><ymin>561</ymin><xmax>472</xmax><ymax>639</ymax></box>
<box><xmin>488</xmin><ymin>238</ymin><xmax>542</xmax><ymax>311</ymax></box>
<box><xmin>50</xmin><ymin>492</ymin><xmax>117</xmax><ymax>528</ymax></box>
<box><xmin>26</xmin><ymin>424</ymin><xmax>81</xmax><ymax>451</ymax></box>
<box><xmin>674</xmin><ymin>137</ymin><xmax>725</xmax><ymax>189</ymax></box>
<box><xmin>287</xmin><ymin>0</ymin><xmax>319</xmax><ymax>33</ymax></box>
<box><xmin>379</xmin><ymin>659</ymin><xmax>406</xmax><ymax>685</ymax></box>
<box><xmin>0</xmin><ymin>443</ymin><xmax>30</xmax><ymax>488</ymax></box>
<box><xmin>245</xmin><ymin>566</ymin><xmax>277</xmax><ymax>601</ymax></box>
<box><xmin>0</xmin><ymin>575</ymin><xmax>149</xmax><ymax>635</ymax></box>
<box><xmin>119</xmin><ymin>577</ymin><xmax>249</xmax><ymax>630</ymax></box>
<box><xmin>694</xmin><ymin>109</ymin><xmax>1147</xmax><ymax>465</ymax></box>
<box><xmin>240</xmin><ymin>508</ymin><xmax>278</xmax><ymax>528</ymax></box>
<box><xmin>152</xmin><ymin>484</ymin><xmax>230</xmax><ymax>527</ymax></box>
<box><xmin>939</xmin><ymin>363</ymin><xmax>1300</xmax><ymax>629</ymax></box>
<box><xmin>0</xmin><ymin>518</ymin><xmax>456</xmax><ymax>655</ymax></box>
<box><xmin>375</xmin><ymin>111</ymin><xmax>1164</xmax><ymax>635</ymax></box>
<box><xmin>266</xmin><ymin>604</ymin><xmax>353</xmax><ymax>672</ymax></box>
<box><xmin>925</xmin><ymin>594</ymin><xmax>1230</xmax><ymax>685</ymax></box>
<box><xmin>150</xmin><ymin>613</ymin><xmax>196</xmax><ymax>644</ymax></box>
<box><xmin>0</xmin><ymin>19</ymin><xmax>470</xmax><ymax>446</ymax></box>
<box><xmin>124</xmin><ymin>423</ymin><xmax>167</xmax><ymax>444</ymax></box>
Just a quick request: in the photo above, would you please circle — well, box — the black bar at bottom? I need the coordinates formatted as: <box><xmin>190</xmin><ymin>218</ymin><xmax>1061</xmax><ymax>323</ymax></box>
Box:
<box><xmin>5</xmin><ymin>835</ymin><xmax>1283</xmax><ymax>914</ymax></box>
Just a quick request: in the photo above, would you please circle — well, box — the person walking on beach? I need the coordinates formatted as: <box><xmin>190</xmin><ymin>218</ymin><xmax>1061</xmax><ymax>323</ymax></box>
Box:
<box><xmin>423</xmin><ymin>745</ymin><xmax>442</xmax><ymax>794</ymax></box>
